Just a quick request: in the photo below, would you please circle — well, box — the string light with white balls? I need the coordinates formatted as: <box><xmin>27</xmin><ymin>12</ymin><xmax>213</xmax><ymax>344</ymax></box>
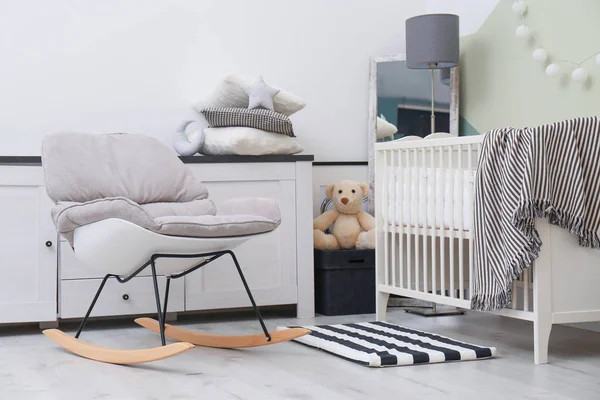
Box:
<box><xmin>512</xmin><ymin>1</ymin><xmax>600</xmax><ymax>83</ymax></box>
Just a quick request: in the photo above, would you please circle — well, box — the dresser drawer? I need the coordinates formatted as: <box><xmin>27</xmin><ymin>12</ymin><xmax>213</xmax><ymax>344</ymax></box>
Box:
<box><xmin>60</xmin><ymin>277</ymin><xmax>184</xmax><ymax>319</ymax></box>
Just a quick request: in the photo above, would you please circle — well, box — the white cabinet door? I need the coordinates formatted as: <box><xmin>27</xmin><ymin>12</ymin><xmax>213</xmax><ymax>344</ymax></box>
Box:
<box><xmin>60</xmin><ymin>277</ymin><xmax>184</xmax><ymax>319</ymax></box>
<box><xmin>185</xmin><ymin>164</ymin><xmax>298</xmax><ymax>311</ymax></box>
<box><xmin>0</xmin><ymin>167</ymin><xmax>57</xmax><ymax>323</ymax></box>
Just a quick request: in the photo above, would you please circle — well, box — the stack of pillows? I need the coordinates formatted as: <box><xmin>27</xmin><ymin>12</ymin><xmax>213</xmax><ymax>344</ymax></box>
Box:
<box><xmin>194</xmin><ymin>75</ymin><xmax>306</xmax><ymax>156</ymax></box>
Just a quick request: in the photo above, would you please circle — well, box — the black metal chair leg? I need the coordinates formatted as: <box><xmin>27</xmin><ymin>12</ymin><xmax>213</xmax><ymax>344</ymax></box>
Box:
<box><xmin>150</xmin><ymin>258</ymin><xmax>167</xmax><ymax>346</ymax></box>
<box><xmin>162</xmin><ymin>277</ymin><xmax>171</xmax><ymax>334</ymax></box>
<box><xmin>226</xmin><ymin>251</ymin><xmax>271</xmax><ymax>341</ymax></box>
<box><xmin>75</xmin><ymin>274</ymin><xmax>112</xmax><ymax>338</ymax></box>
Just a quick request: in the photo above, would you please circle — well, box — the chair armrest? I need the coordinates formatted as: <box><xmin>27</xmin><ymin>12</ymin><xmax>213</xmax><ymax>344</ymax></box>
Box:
<box><xmin>218</xmin><ymin>197</ymin><xmax>281</xmax><ymax>222</ymax></box>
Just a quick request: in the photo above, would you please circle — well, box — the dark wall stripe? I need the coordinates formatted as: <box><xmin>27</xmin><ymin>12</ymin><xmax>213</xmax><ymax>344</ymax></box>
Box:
<box><xmin>1</xmin><ymin>155</ymin><xmax>370</xmax><ymax>166</ymax></box>
<box><xmin>0</xmin><ymin>154</ymin><xmax>315</xmax><ymax>166</ymax></box>
<box><xmin>313</xmin><ymin>161</ymin><xmax>368</xmax><ymax>166</ymax></box>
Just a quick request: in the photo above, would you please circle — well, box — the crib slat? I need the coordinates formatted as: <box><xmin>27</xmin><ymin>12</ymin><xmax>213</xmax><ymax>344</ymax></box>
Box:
<box><xmin>439</xmin><ymin>147</ymin><xmax>445</xmax><ymax>297</ymax></box>
<box><xmin>449</xmin><ymin>145</ymin><xmax>455</xmax><ymax>298</ymax></box>
<box><xmin>398</xmin><ymin>151</ymin><xmax>405</xmax><ymax>289</ymax></box>
<box><xmin>390</xmin><ymin>150</ymin><xmax>397</xmax><ymax>288</ymax></box>
<box><xmin>430</xmin><ymin>147</ymin><xmax>437</xmax><ymax>296</ymax></box>
<box><xmin>422</xmin><ymin>148</ymin><xmax>428</xmax><ymax>294</ymax></box>
<box><xmin>406</xmin><ymin>149</ymin><xmax>412</xmax><ymax>290</ymax></box>
<box><xmin>383</xmin><ymin>150</ymin><xmax>389</xmax><ymax>286</ymax></box>
<box><xmin>468</xmin><ymin>144</ymin><xmax>474</xmax><ymax>301</ymax></box>
<box><xmin>458</xmin><ymin>144</ymin><xmax>464</xmax><ymax>300</ymax></box>
<box><xmin>524</xmin><ymin>268</ymin><xmax>530</xmax><ymax>311</ymax></box>
<box><xmin>413</xmin><ymin>148</ymin><xmax>420</xmax><ymax>292</ymax></box>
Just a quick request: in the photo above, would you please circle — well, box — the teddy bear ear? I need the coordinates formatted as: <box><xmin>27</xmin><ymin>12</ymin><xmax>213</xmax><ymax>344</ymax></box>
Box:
<box><xmin>359</xmin><ymin>183</ymin><xmax>369</xmax><ymax>197</ymax></box>
<box><xmin>326</xmin><ymin>183</ymin><xmax>335</xmax><ymax>199</ymax></box>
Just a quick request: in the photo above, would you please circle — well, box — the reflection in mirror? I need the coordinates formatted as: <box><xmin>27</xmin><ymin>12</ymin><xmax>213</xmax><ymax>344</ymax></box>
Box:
<box><xmin>376</xmin><ymin>60</ymin><xmax>451</xmax><ymax>142</ymax></box>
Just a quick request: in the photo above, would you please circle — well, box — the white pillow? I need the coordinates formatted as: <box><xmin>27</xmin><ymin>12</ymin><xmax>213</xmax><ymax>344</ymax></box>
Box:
<box><xmin>200</xmin><ymin>127</ymin><xmax>304</xmax><ymax>156</ymax></box>
<box><xmin>376</xmin><ymin>116</ymin><xmax>398</xmax><ymax>139</ymax></box>
<box><xmin>194</xmin><ymin>75</ymin><xmax>306</xmax><ymax>116</ymax></box>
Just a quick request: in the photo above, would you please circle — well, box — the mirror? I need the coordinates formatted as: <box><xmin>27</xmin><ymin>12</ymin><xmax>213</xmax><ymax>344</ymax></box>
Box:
<box><xmin>367</xmin><ymin>53</ymin><xmax>459</xmax><ymax>213</ymax></box>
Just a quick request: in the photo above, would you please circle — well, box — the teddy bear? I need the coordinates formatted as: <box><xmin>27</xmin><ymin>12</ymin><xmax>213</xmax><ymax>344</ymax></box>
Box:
<box><xmin>313</xmin><ymin>180</ymin><xmax>376</xmax><ymax>250</ymax></box>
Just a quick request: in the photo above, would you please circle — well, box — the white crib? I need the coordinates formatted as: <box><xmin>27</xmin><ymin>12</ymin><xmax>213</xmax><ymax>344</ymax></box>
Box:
<box><xmin>374</xmin><ymin>134</ymin><xmax>600</xmax><ymax>364</ymax></box>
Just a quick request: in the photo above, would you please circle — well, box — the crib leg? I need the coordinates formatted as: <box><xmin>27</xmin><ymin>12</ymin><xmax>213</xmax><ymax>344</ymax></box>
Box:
<box><xmin>532</xmin><ymin>221</ymin><xmax>553</xmax><ymax>365</ymax></box>
<box><xmin>376</xmin><ymin>292</ymin><xmax>390</xmax><ymax>321</ymax></box>
<box><xmin>534</xmin><ymin>318</ymin><xmax>552</xmax><ymax>364</ymax></box>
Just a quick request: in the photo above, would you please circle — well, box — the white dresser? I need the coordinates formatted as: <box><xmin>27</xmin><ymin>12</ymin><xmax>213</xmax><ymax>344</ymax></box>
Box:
<box><xmin>0</xmin><ymin>154</ymin><xmax>315</xmax><ymax>326</ymax></box>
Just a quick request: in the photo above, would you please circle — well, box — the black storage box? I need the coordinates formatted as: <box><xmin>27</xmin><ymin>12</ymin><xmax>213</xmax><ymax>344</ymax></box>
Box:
<box><xmin>314</xmin><ymin>249</ymin><xmax>375</xmax><ymax>316</ymax></box>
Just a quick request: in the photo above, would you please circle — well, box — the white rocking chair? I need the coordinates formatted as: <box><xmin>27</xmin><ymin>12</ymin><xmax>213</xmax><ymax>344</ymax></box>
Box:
<box><xmin>41</xmin><ymin>132</ymin><xmax>309</xmax><ymax>364</ymax></box>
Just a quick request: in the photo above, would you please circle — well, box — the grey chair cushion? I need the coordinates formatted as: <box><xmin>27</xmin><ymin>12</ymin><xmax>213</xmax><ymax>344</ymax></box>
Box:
<box><xmin>42</xmin><ymin>132</ymin><xmax>209</xmax><ymax>204</ymax></box>
<box><xmin>42</xmin><ymin>132</ymin><xmax>281</xmax><ymax>244</ymax></box>
<box><xmin>53</xmin><ymin>197</ymin><xmax>279</xmax><ymax>243</ymax></box>
<box><xmin>154</xmin><ymin>214</ymin><xmax>278</xmax><ymax>238</ymax></box>
<box><xmin>218</xmin><ymin>197</ymin><xmax>281</xmax><ymax>222</ymax></box>
<box><xmin>141</xmin><ymin>200</ymin><xmax>216</xmax><ymax>219</ymax></box>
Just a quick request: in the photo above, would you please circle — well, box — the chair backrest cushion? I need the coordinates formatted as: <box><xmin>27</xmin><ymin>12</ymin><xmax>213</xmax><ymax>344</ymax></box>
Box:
<box><xmin>42</xmin><ymin>132</ymin><xmax>209</xmax><ymax>204</ymax></box>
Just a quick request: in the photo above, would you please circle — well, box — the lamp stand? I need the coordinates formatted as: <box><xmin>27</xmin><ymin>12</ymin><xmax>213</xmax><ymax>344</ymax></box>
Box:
<box><xmin>430</xmin><ymin>68</ymin><xmax>435</xmax><ymax>134</ymax></box>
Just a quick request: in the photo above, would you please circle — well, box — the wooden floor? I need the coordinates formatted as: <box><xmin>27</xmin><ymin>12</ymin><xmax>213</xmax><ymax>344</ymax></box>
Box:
<box><xmin>1</xmin><ymin>307</ymin><xmax>600</xmax><ymax>400</ymax></box>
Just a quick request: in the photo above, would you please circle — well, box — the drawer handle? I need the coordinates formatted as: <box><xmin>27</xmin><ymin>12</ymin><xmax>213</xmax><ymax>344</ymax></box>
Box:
<box><xmin>122</xmin><ymin>294</ymin><xmax>130</xmax><ymax>301</ymax></box>
<box><xmin>45</xmin><ymin>241</ymin><xmax>53</xmax><ymax>247</ymax></box>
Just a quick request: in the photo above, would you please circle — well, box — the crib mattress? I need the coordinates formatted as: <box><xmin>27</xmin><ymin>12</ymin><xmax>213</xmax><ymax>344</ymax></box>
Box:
<box><xmin>386</xmin><ymin>167</ymin><xmax>473</xmax><ymax>231</ymax></box>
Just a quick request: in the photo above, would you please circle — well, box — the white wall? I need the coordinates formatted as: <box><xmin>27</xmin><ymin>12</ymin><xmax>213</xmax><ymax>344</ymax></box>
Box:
<box><xmin>425</xmin><ymin>0</ymin><xmax>499</xmax><ymax>36</ymax></box>
<box><xmin>0</xmin><ymin>0</ymin><xmax>424</xmax><ymax>161</ymax></box>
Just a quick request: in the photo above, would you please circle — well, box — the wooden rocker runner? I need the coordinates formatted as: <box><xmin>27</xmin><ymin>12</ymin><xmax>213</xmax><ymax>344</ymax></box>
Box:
<box><xmin>42</xmin><ymin>329</ymin><xmax>194</xmax><ymax>365</ymax></box>
<box><xmin>135</xmin><ymin>318</ymin><xmax>309</xmax><ymax>348</ymax></box>
<box><xmin>40</xmin><ymin>132</ymin><xmax>310</xmax><ymax>365</ymax></box>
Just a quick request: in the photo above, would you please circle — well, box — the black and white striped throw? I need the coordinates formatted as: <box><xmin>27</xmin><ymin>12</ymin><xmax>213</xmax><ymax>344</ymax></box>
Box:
<box><xmin>283</xmin><ymin>321</ymin><xmax>496</xmax><ymax>367</ymax></box>
<box><xmin>472</xmin><ymin>116</ymin><xmax>600</xmax><ymax>311</ymax></box>
<box><xmin>201</xmin><ymin>107</ymin><xmax>295</xmax><ymax>137</ymax></box>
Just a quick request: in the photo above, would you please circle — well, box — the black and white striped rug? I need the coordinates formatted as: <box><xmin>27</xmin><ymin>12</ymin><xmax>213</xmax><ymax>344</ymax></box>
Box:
<box><xmin>283</xmin><ymin>321</ymin><xmax>496</xmax><ymax>367</ymax></box>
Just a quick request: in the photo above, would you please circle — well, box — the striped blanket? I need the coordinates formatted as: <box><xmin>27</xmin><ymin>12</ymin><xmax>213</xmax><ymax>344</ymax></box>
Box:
<box><xmin>472</xmin><ymin>117</ymin><xmax>600</xmax><ymax>311</ymax></box>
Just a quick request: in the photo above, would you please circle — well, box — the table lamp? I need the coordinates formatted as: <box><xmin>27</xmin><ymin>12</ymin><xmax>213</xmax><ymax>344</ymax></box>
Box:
<box><xmin>440</xmin><ymin>68</ymin><xmax>451</xmax><ymax>86</ymax></box>
<box><xmin>406</xmin><ymin>14</ymin><xmax>459</xmax><ymax>134</ymax></box>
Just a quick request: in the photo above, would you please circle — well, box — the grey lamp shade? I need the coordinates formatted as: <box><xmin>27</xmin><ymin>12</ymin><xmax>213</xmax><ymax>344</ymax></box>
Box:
<box><xmin>406</xmin><ymin>14</ymin><xmax>459</xmax><ymax>69</ymax></box>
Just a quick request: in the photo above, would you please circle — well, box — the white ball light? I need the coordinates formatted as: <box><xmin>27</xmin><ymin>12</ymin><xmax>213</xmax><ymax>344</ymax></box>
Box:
<box><xmin>512</xmin><ymin>1</ymin><xmax>527</xmax><ymax>15</ymax></box>
<box><xmin>545</xmin><ymin>63</ymin><xmax>560</xmax><ymax>77</ymax></box>
<box><xmin>532</xmin><ymin>48</ymin><xmax>548</xmax><ymax>63</ymax></box>
<box><xmin>572</xmin><ymin>67</ymin><xmax>589</xmax><ymax>83</ymax></box>
<box><xmin>515</xmin><ymin>25</ymin><xmax>531</xmax><ymax>38</ymax></box>
<box><xmin>596</xmin><ymin>54</ymin><xmax>600</xmax><ymax>66</ymax></box>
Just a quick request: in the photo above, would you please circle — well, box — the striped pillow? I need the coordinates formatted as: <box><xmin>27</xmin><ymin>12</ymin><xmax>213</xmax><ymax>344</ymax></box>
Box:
<box><xmin>200</xmin><ymin>107</ymin><xmax>295</xmax><ymax>137</ymax></box>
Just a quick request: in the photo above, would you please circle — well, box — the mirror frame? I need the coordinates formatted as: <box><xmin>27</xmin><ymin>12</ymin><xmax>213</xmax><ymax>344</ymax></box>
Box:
<box><xmin>367</xmin><ymin>53</ymin><xmax>460</xmax><ymax>213</ymax></box>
